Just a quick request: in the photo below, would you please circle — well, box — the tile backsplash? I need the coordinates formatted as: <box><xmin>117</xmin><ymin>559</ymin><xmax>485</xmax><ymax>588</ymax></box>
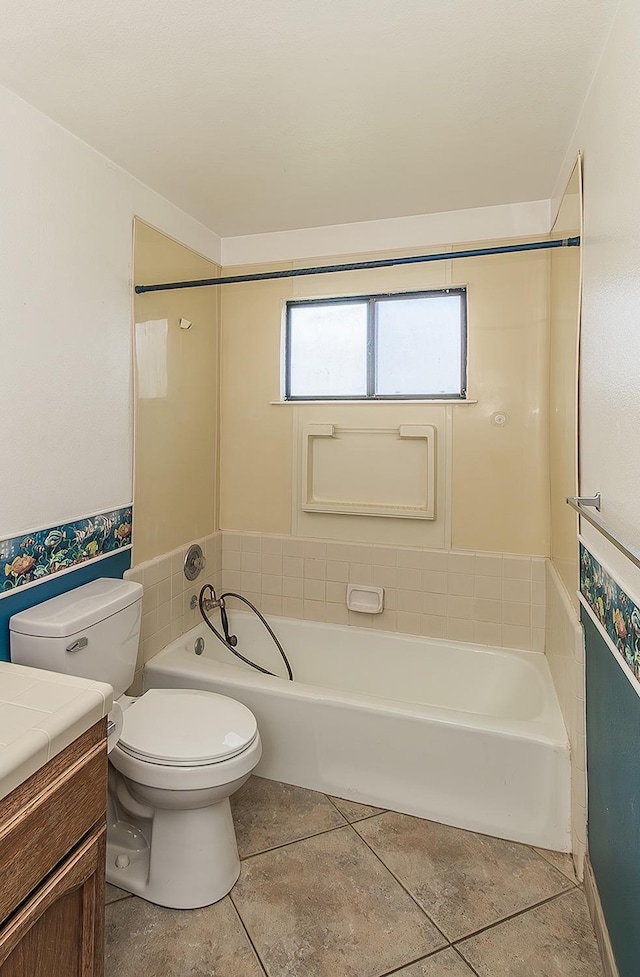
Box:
<box><xmin>221</xmin><ymin>532</ymin><xmax>545</xmax><ymax>653</ymax></box>
<box><xmin>127</xmin><ymin>531</ymin><xmax>546</xmax><ymax>687</ymax></box>
<box><xmin>124</xmin><ymin>532</ymin><xmax>222</xmax><ymax>691</ymax></box>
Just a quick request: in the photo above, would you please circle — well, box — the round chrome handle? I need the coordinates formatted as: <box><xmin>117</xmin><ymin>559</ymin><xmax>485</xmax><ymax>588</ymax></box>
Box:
<box><xmin>184</xmin><ymin>543</ymin><xmax>206</xmax><ymax>581</ymax></box>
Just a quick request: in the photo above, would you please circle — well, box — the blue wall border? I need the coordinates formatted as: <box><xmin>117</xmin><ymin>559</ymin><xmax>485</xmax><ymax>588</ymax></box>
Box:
<box><xmin>580</xmin><ymin>541</ymin><xmax>640</xmax><ymax>686</ymax></box>
<box><xmin>1</xmin><ymin>507</ymin><xmax>132</xmax><ymax>596</ymax></box>
<box><xmin>0</xmin><ymin>548</ymin><xmax>131</xmax><ymax>662</ymax></box>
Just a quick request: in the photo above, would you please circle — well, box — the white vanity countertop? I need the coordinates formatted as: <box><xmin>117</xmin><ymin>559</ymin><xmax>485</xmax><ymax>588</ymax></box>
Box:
<box><xmin>0</xmin><ymin>661</ymin><xmax>113</xmax><ymax>801</ymax></box>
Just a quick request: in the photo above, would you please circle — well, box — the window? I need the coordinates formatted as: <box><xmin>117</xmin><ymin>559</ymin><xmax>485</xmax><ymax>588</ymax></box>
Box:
<box><xmin>285</xmin><ymin>288</ymin><xmax>467</xmax><ymax>400</ymax></box>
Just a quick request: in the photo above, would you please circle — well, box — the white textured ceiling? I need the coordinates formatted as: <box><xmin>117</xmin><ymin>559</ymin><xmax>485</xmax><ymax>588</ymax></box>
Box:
<box><xmin>0</xmin><ymin>0</ymin><xmax>617</xmax><ymax>235</ymax></box>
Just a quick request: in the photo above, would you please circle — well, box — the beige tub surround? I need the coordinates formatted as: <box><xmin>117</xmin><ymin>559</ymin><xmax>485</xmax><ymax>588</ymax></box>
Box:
<box><xmin>0</xmin><ymin>661</ymin><xmax>113</xmax><ymax>800</ymax></box>
<box><xmin>220</xmin><ymin>241</ymin><xmax>551</xmax><ymax>557</ymax></box>
<box><xmin>450</xmin><ymin>246</ymin><xmax>550</xmax><ymax>556</ymax></box>
<box><xmin>125</xmin><ymin>530</ymin><xmax>223</xmax><ymax>690</ymax></box>
<box><xmin>133</xmin><ymin>221</ymin><xmax>221</xmax><ymax>566</ymax></box>
<box><xmin>548</xmin><ymin>158</ymin><xmax>581</xmax><ymax>603</ymax></box>
<box><xmin>543</xmin><ymin>158</ymin><xmax>584</xmax><ymax>878</ymax></box>
<box><xmin>220</xmin><ymin>531</ymin><xmax>545</xmax><ymax>653</ymax></box>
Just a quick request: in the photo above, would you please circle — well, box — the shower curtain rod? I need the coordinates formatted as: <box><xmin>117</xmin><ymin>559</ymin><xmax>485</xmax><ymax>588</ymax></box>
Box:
<box><xmin>134</xmin><ymin>236</ymin><xmax>580</xmax><ymax>294</ymax></box>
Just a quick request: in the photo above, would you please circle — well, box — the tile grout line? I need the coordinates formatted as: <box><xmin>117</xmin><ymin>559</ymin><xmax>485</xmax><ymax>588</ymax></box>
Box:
<box><xmin>238</xmin><ymin>790</ymin><xmax>578</xmax><ymax>889</ymax></box>
<box><xmin>452</xmin><ymin>886</ymin><xmax>577</xmax><ymax>948</ymax></box>
<box><xmin>328</xmin><ymin>791</ymin><xmax>577</xmax><ymax>880</ymax></box>
<box><xmin>376</xmin><ymin>944</ymin><xmax>460</xmax><ymax>977</ymax></box>
<box><xmin>237</xmin><ymin>813</ymin><xmax>452</xmax><ymax>977</ymax></box>
<box><xmin>228</xmin><ymin>892</ymin><xmax>270</xmax><ymax>977</ymax></box>
<box><xmin>238</xmin><ymin>821</ymin><xmax>351</xmax><ymax>862</ymax></box>
<box><xmin>348</xmin><ymin>820</ymin><xmax>577</xmax><ymax>948</ymax></box>
<box><xmin>379</xmin><ymin>943</ymin><xmax>485</xmax><ymax>977</ymax></box>
<box><xmin>234</xmin><ymin>810</ymin><xmax>451</xmax><ymax>976</ymax></box>
<box><xmin>105</xmin><ymin>892</ymin><xmax>135</xmax><ymax>907</ymax></box>
<box><xmin>326</xmin><ymin>794</ymin><xmax>579</xmax><ymax>896</ymax></box>
<box><xmin>532</xmin><ymin>849</ymin><xmax>579</xmax><ymax>887</ymax></box>
<box><xmin>324</xmin><ymin>792</ymin><xmax>389</xmax><ymax>825</ymax></box>
<box><xmin>346</xmin><ymin>822</ymin><xmax>450</xmax><ymax>949</ymax></box>
<box><xmin>451</xmin><ymin>944</ymin><xmax>483</xmax><ymax>977</ymax></box>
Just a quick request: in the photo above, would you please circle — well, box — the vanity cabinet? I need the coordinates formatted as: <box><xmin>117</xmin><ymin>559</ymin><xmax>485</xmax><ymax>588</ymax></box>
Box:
<box><xmin>0</xmin><ymin>720</ymin><xmax>107</xmax><ymax>977</ymax></box>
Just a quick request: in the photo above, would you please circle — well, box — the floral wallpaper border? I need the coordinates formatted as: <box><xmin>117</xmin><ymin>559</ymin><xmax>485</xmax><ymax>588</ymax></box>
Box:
<box><xmin>1</xmin><ymin>507</ymin><xmax>133</xmax><ymax>595</ymax></box>
<box><xmin>580</xmin><ymin>542</ymin><xmax>640</xmax><ymax>682</ymax></box>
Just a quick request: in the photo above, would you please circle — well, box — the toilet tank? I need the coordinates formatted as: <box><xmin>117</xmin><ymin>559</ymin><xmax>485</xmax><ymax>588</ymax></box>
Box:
<box><xmin>9</xmin><ymin>578</ymin><xmax>143</xmax><ymax>698</ymax></box>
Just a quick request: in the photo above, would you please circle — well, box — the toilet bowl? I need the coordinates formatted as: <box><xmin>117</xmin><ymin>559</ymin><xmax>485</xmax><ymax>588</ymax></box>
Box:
<box><xmin>8</xmin><ymin>578</ymin><xmax>262</xmax><ymax>910</ymax></box>
<box><xmin>107</xmin><ymin>688</ymin><xmax>262</xmax><ymax>908</ymax></box>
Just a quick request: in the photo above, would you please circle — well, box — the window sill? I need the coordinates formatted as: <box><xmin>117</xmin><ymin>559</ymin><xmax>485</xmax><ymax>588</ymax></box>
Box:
<box><xmin>269</xmin><ymin>399</ymin><xmax>479</xmax><ymax>406</ymax></box>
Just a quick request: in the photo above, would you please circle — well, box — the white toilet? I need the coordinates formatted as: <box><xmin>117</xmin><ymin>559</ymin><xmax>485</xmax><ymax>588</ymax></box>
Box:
<box><xmin>9</xmin><ymin>577</ymin><xmax>262</xmax><ymax>910</ymax></box>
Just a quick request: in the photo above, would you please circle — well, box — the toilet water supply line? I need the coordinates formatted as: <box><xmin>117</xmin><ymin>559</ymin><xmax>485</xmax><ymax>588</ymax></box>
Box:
<box><xmin>198</xmin><ymin>584</ymin><xmax>294</xmax><ymax>681</ymax></box>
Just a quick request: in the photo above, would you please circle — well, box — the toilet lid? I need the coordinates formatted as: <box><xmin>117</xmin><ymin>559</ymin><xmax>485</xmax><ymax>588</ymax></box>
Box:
<box><xmin>118</xmin><ymin>688</ymin><xmax>258</xmax><ymax>766</ymax></box>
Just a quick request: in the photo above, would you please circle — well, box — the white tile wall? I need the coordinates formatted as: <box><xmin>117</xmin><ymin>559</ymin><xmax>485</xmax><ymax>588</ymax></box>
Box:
<box><xmin>220</xmin><ymin>531</ymin><xmax>545</xmax><ymax>652</ymax></box>
<box><xmin>545</xmin><ymin>560</ymin><xmax>586</xmax><ymax>878</ymax></box>
<box><xmin>124</xmin><ymin>532</ymin><xmax>222</xmax><ymax>691</ymax></box>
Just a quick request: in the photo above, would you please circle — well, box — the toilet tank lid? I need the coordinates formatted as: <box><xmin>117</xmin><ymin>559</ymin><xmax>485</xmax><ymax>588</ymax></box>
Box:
<box><xmin>9</xmin><ymin>578</ymin><xmax>143</xmax><ymax>638</ymax></box>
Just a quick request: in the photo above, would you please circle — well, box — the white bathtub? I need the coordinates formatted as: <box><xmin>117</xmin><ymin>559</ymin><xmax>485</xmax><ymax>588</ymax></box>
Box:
<box><xmin>144</xmin><ymin>612</ymin><xmax>571</xmax><ymax>850</ymax></box>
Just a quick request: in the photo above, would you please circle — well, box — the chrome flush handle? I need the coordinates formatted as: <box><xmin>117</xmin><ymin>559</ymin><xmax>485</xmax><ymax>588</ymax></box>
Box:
<box><xmin>66</xmin><ymin>636</ymin><xmax>89</xmax><ymax>653</ymax></box>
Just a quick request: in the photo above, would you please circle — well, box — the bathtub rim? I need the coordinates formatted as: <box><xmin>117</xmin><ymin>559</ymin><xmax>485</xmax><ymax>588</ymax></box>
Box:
<box><xmin>144</xmin><ymin>616</ymin><xmax>569</xmax><ymax>749</ymax></box>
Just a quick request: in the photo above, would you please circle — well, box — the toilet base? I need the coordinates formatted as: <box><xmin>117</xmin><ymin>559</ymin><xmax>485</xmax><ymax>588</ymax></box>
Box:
<box><xmin>106</xmin><ymin>797</ymin><xmax>241</xmax><ymax>909</ymax></box>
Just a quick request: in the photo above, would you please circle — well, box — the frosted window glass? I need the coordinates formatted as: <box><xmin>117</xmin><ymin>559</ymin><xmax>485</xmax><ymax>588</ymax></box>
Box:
<box><xmin>375</xmin><ymin>294</ymin><xmax>462</xmax><ymax>396</ymax></box>
<box><xmin>289</xmin><ymin>303</ymin><xmax>368</xmax><ymax>397</ymax></box>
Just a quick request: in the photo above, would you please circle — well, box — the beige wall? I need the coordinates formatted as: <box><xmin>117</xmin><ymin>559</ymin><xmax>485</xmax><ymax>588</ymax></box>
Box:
<box><xmin>220</xmin><ymin>241</ymin><xmax>550</xmax><ymax>555</ymax></box>
<box><xmin>548</xmin><ymin>163</ymin><xmax>581</xmax><ymax>600</ymax></box>
<box><xmin>133</xmin><ymin>220</ymin><xmax>220</xmax><ymax>563</ymax></box>
<box><xmin>220</xmin><ymin>269</ymin><xmax>295</xmax><ymax>534</ymax></box>
<box><xmin>450</xmin><ymin>248</ymin><xmax>550</xmax><ymax>554</ymax></box>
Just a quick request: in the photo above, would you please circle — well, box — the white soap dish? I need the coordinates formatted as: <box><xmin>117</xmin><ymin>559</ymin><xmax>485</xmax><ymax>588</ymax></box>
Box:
<box><xmin>346</xmin><ymin>584</ymin><xmax>384</xmax><ymax>614</ymax></box>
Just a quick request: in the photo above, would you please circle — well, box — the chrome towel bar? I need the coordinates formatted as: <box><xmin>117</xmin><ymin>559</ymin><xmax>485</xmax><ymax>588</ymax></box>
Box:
<box><xmin>566</xmin><ymin>495</ymin><xmax>640</xmax><ymax>571</ymax></box>
<box><xmin>568</xmin><ymin>493</ymin><xmax>601</xmax><ymax>511</ymax></box>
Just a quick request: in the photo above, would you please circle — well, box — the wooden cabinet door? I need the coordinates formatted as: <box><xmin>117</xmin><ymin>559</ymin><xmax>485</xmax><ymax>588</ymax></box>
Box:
<box><xmin>0</xmin><ymin>826</ymin><xmax>105</xmax><ymax>977</ymax></box>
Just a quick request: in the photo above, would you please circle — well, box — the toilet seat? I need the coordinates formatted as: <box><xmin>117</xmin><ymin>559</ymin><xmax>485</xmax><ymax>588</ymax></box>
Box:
<box><xmin>110</xmin><ymin>727</ymin><xmax>262</xmax><ymax>792</ymax></box>
<box><xmin>118</xmin><ymin>688</ymin><xmax>258</xmax><ymax>767</ymax></box>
